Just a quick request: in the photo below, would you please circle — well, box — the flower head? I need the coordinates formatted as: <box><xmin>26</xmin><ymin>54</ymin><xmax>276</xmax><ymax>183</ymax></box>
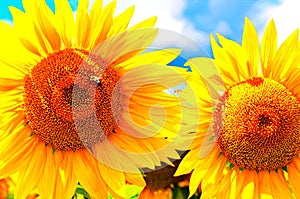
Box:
<box><xmin>176</xmin><ymin>18</ymin><xmax>300</xmax><ymax>198</ymax></box>
<box><xmin>0</xmin><ymin>0</ymin><xmax>189</xmax><ymax>198</ymax></box>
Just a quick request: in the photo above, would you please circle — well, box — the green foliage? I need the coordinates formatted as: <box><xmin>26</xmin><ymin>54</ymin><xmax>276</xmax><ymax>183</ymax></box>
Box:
<box><xmin>172</xmin><ymin>184</ymin><xmax>201</xmax><ymax>199</ymax></box>
<box><xmin>74</xmin><ymin>182</ymin><xmax>203</xmax><ymax>199</ymax></box>
<box><xmin>108</xmin><ymin>184</ymin><xmax>143</xmax><ymax>199</ymax></box>
<box><xmin>72</xmin><ymin>183</ymin><xmax>91</xmax><ymax>199</ymax></box>
<box><xmin>6</xmin><ymin>194</ymin><xmax>14</xmax><ymax>199</ymax></box>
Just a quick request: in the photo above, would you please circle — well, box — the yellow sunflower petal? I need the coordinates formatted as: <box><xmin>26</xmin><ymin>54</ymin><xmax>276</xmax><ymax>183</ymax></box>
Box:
<box><xmin>211</xmin><ymin>34</ymin><xmax>241</xmax><ymax>86</ymax></box>
<box><xmin>33</xmin><ymin>21</ymin><xmax>55</xmax><ymax>55</ymax></box>
<box><xmin>0</xmin><ymin>91</ymin><xmax>23</xmax><ymax>108</ymax></box>
<box><xmin>9</xmin><ymin>6</ymin><xmax>44</xmax><ymax>57</ymax></box>
<box><xmin>282</xmin><ymin>67</ymin><xmax>300</xmax><ymax>93</ymax></box>
<box><xmin>257</xmin><ymin>171</ymin><xmax>272</xmax><ymax>197</ymax></box>
<box><xmin>269</xmin><ymin>170</ymin><xmax>293</xmax><ymax>199</ymax></box>
<box><xmin>35</xmin><ymin>6</ymin><xmax>61</xmax><ymax>51</ymax></box>
<box><xmin>91</xmin><ymin>28</ymin><xmax>157</xmax><ymax>66</ymax></box>
<box><xmin>174</xmin><ymin>152</ymin><xmax>199</xmax><ymax>177</ymax></box>
<box><xmin>0</xmin><ymin>126</ymin><xmax>31</xmax><ymax>162</ymax></box>
<box><xmin>0</xmin><ymin>60</ymin><xmax>27</xmax><ymax>80</ymax></box>
<box><xmin>74</xmin><ymin>0</ymin><xmax>91</xmax><ymax>48</ymax></box>
<box><xmin>107</xmin><ymin>6</ymin><xmax>135</xmax><ymax>38</ymax></box>
<box><xmin>203</xmin><ymin>154</ymin><xmax>226</xmax><ymax>183</ymax></box>
<box><xmin>271</xmin><ymin>29</ymin><xmax>298</xmax><ymax>81</ymax></box>
<box><xmin>189</xmin><ymin>168</ymin><xmax>205</xmax><ymax>198</ymax></box>
<box><xmin>235</xmin><ymin>170</ymin><xmax>252</xmax><ymax>198</ymax></box>
<box><xmin>89</xmin><ymin>0</ymin><xmax>116</xmax><ymax>48</ymax></box>
<box><xmin>14</xmin><ymin>38</ymin><xmax>41</xmax><ymax>59</ymax></box>
<box><xmin>97</xmin><ymin>161</ymin><xmax>126</xmax><ymax>198</ymax></box>
<box><xmin>90</xmin><ymin>0</ymin><xmax>103</xmax><ymax>21</ymax></box>
<box><xmin>93</xmin><ymin>141</ymin><xmax>127</xmax><ymax>192</ymax></box>
<box><xmin>118</xmin><ymin>48</ymin><xmax>182</xmax><ymax>72</ymax></box>
<box><xmin>0</xmin><ymin>18</ymin><xmax>38</xmax><ymax>69</ymax></box>
<box><xmin>14</xmin><ymin>142</ymin><xmax>46</xmax><ymax>199</ymax></box>
<box><xmin>0</xmin><ymin>138</ymin><xmax>34</xmax><ymax>178</ymax></box>
<box><xmin>53</xmin><ymin>152</ymin><xmax>77</xmax><ymax>199</ymax></box>
<box><xmin>120</xmin><ymin>64</ymin><xmax>187</xmax><ymax>95</ymax></box>
<box><xmin>0</xmin><ymin>114</ymin><xmax>25</xmax><ymax>140</ymax></box>
<box><xmin>23</xmin><ymin>0</ymin><xmax>57</xmax><ymax>54</ymax></box>
<box><xmin>0</xmin><ymin>19</ymin><xmax>21</xmax><ymax>51</ymax></box>
<box><xmin>54</xmin><ymin>0</ymin><xmax>74</xmax><ymax>47</ymax></box>
<box><xmin>178</xmin><ymin>147</ymin><xmax>225</xmax><ymax>197</ymax></box>
<box><xmin>106</xmin><ymin>133</ymin><xmax>160</xmax><ymax>169</ymax></box>
<box><xmin>173</xmin><ymin>151</ymin><xmax>197</xmax><ymax>176</ymax></box>
<box><xmin>74</xmin><ymin>150</ymin><xmax>108</xmax><ymax>199</ymax></box>
<box><xmin>32</xmin><ymin>0</ymin><xmax>60</xmax><ymax>51</ymax></box>
<box><xmin>22</xmin><ymin>0</ymin><xmax>37</xmax><ymax>17</ymax></box>
<box><xmin>252</xmin><ymin>171</ymin><xmax>261</xmax><ymax>199</ymax></box>
<box><xmin>241</xmin><ymin>181</ymin><xmax>254</xmax><ymax>199</ymax></box>
<box><xmin>37</xmin><ymin>147</ymin><xmax>57</xmax><ymax>199</ymax></box>
<box><xmin>242</xmin><ymin>17</ymin><xmax>259</xmax><ymax>77</ymax></box>
<box><xmin>113</xmin><ymin>131</ymin><xmax>179</xmax><ymax>168</ymax></box>
<box><xmin>129</xmin><ymin>16</ymin><xmax>157</xmax><ymax>30</ymax></box>
<box><xmin>125</xmin><ymin>172</ymin><xmax>146</xmax><ymax>187</ymax></box>
<box><xmin>261</xmin><ymin>19</ymin><xmax>277</xmax><ymax>78</ymax></box>
<box><xmin>93</xmin><ymin>137</ymin><xmax>151</xmax><ymax>173</ymax></box>
<box><xmin>288</xmin><ymin>160</ymin><xmax>300</xmax><ymax>198</ymax></box>
<box><xmin>216</xmin><ymin>33</ymin><xmax>250</xmax><ymax>80</ymax></box>
<box><xmin>90</xmin><ymin>0</ymin><xmax>103</xmax><ymax>20</ymax></box>
<box><xmin>35</xmin><ymin>0</ymin><xmax>56</xmax><ymax>19</ymax></box>
<box><xmin>0</xmin><ymin>78</ymin><xmax>24</xmax><ymax>91</ymax></box>
<box><xmin>215</xmin><ymin>169</ymin><xmax>236</xmax><ymax>198</ymax></box>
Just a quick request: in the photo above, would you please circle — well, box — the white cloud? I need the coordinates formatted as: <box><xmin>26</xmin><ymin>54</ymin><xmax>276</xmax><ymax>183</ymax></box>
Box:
<box><xmin>2</xmin><ymin>19</ymin><xmax>13</xmax><ymax>26</ymax></box>
<box><xmin>252</xmin><ymin>0</ymin><xmax>300</xmax><ymax>44</ymax></box>
<box><xmin>215</xmin><ymin>21</ymin><xmax>232</xmax><ymax>35</ymax></box>
<box><xmin>89</xmin><ymin>0</ymin><xmax>210</xmax><ymax>51</ymax></box>
<box><xmin>102</xmin><ymin>0</ymin><xmax>185</xmax><ymax>31</ymax></box>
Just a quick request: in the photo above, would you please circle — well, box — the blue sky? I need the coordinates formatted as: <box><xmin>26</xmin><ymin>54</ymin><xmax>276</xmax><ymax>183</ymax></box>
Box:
<box><xmin>0</xmin><ymin>0</ymin><xmax>298</xmax><ymax>59</ymax></box>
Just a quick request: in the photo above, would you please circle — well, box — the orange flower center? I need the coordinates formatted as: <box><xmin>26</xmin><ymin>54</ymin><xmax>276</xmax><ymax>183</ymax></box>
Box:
<box><xmin>24</xmin><ymin>48</ymin><xmax>122</xmax><ymax>151</ymax></box>
<box><xmin>216</xmin><ymin>77</ymin><xmax>300</xmax><ymax>171</ymax></box>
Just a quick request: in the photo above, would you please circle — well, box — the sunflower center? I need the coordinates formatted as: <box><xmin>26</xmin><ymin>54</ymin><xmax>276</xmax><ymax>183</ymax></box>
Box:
<box><xmin>258</xmin><ymin>114</ymin><xmax>271</xmax><ymax>126</ymax></box>
<box><xmin>24</xmin><ymin>48</ymin><xmax>122</xmax><ymax>151</ymax></box>
<box><xmin>216</xmin><ymin>77</ymin><xmax>300</xmax><ymax>171</ymax></box>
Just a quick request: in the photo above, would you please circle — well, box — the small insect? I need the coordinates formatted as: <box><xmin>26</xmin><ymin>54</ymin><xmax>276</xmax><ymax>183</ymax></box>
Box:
<box><xmin>89</xmin><ymin>75</ymin><xmax>101</xmax><ymax>86</ymax></box>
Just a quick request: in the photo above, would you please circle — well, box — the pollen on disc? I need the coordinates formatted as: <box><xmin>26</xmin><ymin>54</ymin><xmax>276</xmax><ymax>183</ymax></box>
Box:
<box><xmin>24</xmin><ymin>48</ymin><xmax>122</xmax><ymax>151</ymax></box>
<box><xmin>215</xmin><ymin>77</ymin><xmax>300</xmax><ymax>171</ymax></box>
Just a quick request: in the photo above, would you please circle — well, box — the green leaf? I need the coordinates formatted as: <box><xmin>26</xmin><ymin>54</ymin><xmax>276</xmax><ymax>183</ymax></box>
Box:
<box><xmin>282</xmin><ymin>166</ymin><xmax>288</xmax><ymax>172</ymax></box>
<box><xmin>75</xmin><ymin>187</ymin><xmax>91</xmax><ymax>199</ymax></box>
<box><xmin>125</xmin><ymin>185</ymin><xmax>143</xmax><ymax>199</ymax></box>
<box><xmin>7</xmin><ymin>194</ymin><xmax>14</xmax><ymax>199</ymax></box>
<box><xmin>108</xmin><ymin>184</ymin><xmax>143</xmax><ymax>199</ymax></box>
<box><xmin>172</xmin><ymin>184</ymin><xmax>189</xmax><ymax>199</ymax></box>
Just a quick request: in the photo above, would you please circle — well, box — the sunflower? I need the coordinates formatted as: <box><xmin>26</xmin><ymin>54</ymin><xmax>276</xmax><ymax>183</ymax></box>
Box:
<box><xmin>138</xmin><ymin>151</ymin><xmax>193</xmax><ymax>199</ymax></box>
<box><xmin>175</xmin><ymin>18</ymin><xmax>300</xmax><ymax>198</ymax></box>
<box><xmin>0</xmin><ymin>0</ymin><xmax>189</xmax><ymax>198</ymax></box>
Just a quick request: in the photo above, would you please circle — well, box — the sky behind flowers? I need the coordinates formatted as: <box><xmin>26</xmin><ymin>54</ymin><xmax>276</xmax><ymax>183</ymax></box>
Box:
<box><xmin>0</xmin><ymin>0</ymin><xmax>299</xmax><ymax>55</ymax></box>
